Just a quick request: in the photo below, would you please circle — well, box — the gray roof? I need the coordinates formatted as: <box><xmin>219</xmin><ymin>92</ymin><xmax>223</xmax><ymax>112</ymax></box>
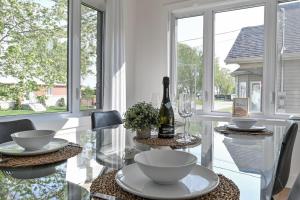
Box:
<box><xmin>226</xmin><ymin>2</ymin><xmax>300</xmax><ymax>63</ymax></box>
<box><xmin>231</xmin><ymin>67</ymin><xmax>263</xmax><ymax>77</ymax></box>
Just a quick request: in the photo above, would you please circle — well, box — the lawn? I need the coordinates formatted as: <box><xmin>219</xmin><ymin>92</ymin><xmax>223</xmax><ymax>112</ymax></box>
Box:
<box><xmin>0</xmin><ymin>106</ymin><xmax>67</xmax><ymax>116</ymax></box>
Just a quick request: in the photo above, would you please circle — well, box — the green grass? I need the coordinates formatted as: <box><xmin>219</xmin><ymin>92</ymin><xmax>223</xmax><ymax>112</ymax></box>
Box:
<box><xmin>0</xmin><ymin>106</ymin><xmax>67</xmax><ymax>116</ymax></box>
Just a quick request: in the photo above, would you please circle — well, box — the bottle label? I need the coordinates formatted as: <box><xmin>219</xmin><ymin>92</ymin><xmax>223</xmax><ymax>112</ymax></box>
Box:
<box><xmin>159</xmin><ymin>124</ymin><xmax>174</xmax><ymax>137</ymax></box>
<box><xmin>165</xmin><ymin>102</ymin><xmax>172</xmax><ymax>109</ymax></box>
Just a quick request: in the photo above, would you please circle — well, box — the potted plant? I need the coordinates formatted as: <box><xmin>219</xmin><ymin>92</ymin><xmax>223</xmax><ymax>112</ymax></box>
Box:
<box><xmin>124</xmin><ymin>102</ymin><xmax>159</xmax><ymax>139</ymax></box>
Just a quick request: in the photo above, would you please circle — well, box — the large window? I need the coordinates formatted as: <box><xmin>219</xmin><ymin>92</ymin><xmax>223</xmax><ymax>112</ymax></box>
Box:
<box><xmin>175</xmin><ymin>16</ymin><xmax>204</xmax><ymax>111</ymax></box>
<box><xmin>80</xmin><ymin>4</ymin><xmax>104</xmax><ymax>110</ymax></box>
<box><xmin>276</xmin><ymin>0</ymin><xmax>300</xmax><ymax>114</ymax></box>
<box><xmin>0</xmin><ymin>0</ymin><xmax>68</xmax><ymax>116</ymax></box>
<box><xmin>213</xmin><ymin>6</ymin><xmax>264</xmax><ymax>113</ymax></box>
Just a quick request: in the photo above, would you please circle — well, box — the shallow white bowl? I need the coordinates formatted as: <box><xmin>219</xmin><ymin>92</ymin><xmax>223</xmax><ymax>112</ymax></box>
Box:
<box><xmin>11</xmin><ymin>130</ymin><xmax>55</xmax><ymax>151</ymax></box>
<box><xmin>134</xmin><ymin>150</ymin><xmax>197</xmax><ymax>184</ymax></box>
<box><xmin>231</xmin><ymin>118</ymin><xmax>257</xmax><ymax>129</ymax></box>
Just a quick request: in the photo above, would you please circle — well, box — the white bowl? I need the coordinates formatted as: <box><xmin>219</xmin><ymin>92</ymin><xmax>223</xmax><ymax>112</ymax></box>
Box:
<box><xmin>11</xmin><ymin>130</ymin><xmax>55</xmax><ymax>151</ymax></box>
<box><xmin>231</xmin><ymin>118</ymin><xmax>257</xmax><ymax>129</ymax></box>
<box><xmin>134</xmin><ymin>150</ymin><xmax>197</xmax><ymax>184</ymax></box>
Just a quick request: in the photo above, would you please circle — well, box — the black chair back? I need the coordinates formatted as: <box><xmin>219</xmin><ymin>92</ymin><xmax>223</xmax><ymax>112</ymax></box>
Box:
<box><xmin>288</xmin><ymin>173</ymin><xmax>300</xmax><ymax>200</ymax></box>
<box><xmin>91</xmin><ymin>110</ymin><xmax>122</xmax><ymax>129</ymax></box>
<box><xmin>0</xmin><ymin>119</ymin><xmax>36</xmax><ymax>144</ymax></box>
<box><xmin>272</xmin><ymin>121</ymin><xmax>298</xmax><ymax>195</ymax></box>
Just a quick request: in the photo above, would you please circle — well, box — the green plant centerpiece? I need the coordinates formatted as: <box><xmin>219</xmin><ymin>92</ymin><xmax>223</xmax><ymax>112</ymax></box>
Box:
<box><xmin>124</xmin><ymin>102</ymin><xmax>159</xmax><ymax>139</ymax></box>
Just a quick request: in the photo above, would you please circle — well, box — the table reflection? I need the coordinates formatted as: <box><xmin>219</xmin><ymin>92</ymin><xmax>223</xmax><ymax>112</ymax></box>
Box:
<box><xmin>0</xmin><ymin>161</ymin><xmax>89</xmax><ymax>199</ymax></box>
<box><xmin>0</xmin><ymin>119</ymin><xmax>288</xmax><ymax>200</ymax></box>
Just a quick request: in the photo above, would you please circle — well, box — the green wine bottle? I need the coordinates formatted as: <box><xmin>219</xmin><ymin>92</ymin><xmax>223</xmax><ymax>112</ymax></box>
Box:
<box><xmin>158</xmin><ymin>77</ymin><xmax>175</xmax><ymax>138</ymax></box>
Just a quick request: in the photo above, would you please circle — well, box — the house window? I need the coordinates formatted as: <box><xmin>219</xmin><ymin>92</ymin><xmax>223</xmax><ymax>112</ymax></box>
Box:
<box><xmin>0</xmin><ymin>0</ymin><xmax>68</xmax><ymax>115</ymax></box>
<box><xmin>80</xmin><ymin>4</ymin><xmax>104</xmax><ymax>110</ymax></box>
<box><xmin>250</xmin><ymin>81</ymin><xmax>261</xmax><ymax>112</ymax></box>
<box><xmin>276</xmin><ymin>0</ymin><xmax>300</xmax><ymax>114</ymax></box>
<box><xmin>239</xmin><ymin>82</ymin><xmax>247</xmax><ymax>98</ymax></box>
<box><xmin>175</xmin><ymin>16</ymin><xmax>204</xmax><ymax>111</ymax></box>
<box><xmin>213</xmin><ymin>6</ymin><xmax>264</xmax><ymax>113</ymax></box>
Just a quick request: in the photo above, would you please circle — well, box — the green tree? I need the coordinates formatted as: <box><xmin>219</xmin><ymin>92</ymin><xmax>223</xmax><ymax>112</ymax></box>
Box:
<box><xmin>177</xmin><ymin>43</ymin><xmax>235</xmax><ymax>97</ymax></box>
<box><xmin>214</xmin><ymin>60</ymin><xmax>235</xmax><ymax>95</ymax></box>
<box><xmin>81</xmin><ymin>86</ymin><xmax>96</xmax><ymax>108</ymax></box>
<box><xmin>177</xmin><ymin>43</ymin><xmax>204</xmax><ymax>95</ymax></box>
<box><xmin>0</xmin><ymin>0</ymin><xmax>97</xmax><ymax>109</ymax></box>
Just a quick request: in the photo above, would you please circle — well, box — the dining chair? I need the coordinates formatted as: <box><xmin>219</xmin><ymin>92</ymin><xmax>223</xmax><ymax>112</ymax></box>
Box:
<box><xmin>288</xmin><ymin>173</ymin><xmax>300</xmax><ymax>200</ymax></box>
<box><xmin>91</xmin><ymin>110</ymin><xmax>123</xmax><ymax>129</ymax></box>
<box><xmin>272</xmin><ymin>121</ymin><xmax>298</xmax><ymax>197</ymax></box>
<box><xmin>0</xmin><ymin>119</ymin><xmax>36</xmax><ymax>144</ymax></box>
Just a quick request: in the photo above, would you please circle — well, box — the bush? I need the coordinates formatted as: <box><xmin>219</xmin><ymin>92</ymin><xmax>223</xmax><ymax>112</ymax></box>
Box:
<box><xmin>57</xmin><ymin>98</ymin><xmax>66</xmax><ymax>107</ymax></box>
<box><xmin>37</xmin><ymin>95</ymin><xmax>48</xmax><ymax>106</ymax></box>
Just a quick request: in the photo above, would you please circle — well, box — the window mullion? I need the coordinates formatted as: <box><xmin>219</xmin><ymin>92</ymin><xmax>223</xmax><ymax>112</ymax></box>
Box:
<box><xmin>202</xmin><ymin>10</ymin><xmax>214</xmax><ymax>113</ymax></box>
<box><xmin>263</xmin><ymin>0</ymin><xmax>277</xmax><ymax>116</ymax></box>
<box><xmin>69</xmin><ymin>0</ymin><xmax>81</xmax><ymax>114</ymax></box>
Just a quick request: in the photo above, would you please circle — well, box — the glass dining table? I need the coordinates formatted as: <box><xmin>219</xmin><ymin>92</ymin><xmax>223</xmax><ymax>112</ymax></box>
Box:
<box><xmin>0</xmin><ymin>119</ymin><xmax>288</xmax><ymax>200</ymax></box>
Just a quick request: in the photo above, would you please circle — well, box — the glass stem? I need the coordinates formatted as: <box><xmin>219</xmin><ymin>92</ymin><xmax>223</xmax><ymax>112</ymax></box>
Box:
<box><xmin>184</xmin><ymin>117</ymin><xmax>187</xmax><ymax>139</ymax></box>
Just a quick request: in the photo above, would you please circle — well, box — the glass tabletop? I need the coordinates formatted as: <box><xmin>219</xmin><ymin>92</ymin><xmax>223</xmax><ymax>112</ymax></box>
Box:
<box><xmin>0</xmin><ymin>119</ymin><xmax>288</xmax><ymax>200</ymax></box>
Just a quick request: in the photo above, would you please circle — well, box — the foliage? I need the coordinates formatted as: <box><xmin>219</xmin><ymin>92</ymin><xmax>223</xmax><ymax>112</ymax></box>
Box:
<box><xmin>124</xmin><ymin>102</ymin><xmax>159</xmax><ymax>131</ymax></box>
<box><xmin>81</xmin><ymin>87</ymin><xmax>96</xmax><ymax>100</ymax></box>
<box><xmin>177</xmin><ymin>43</ymin><xmax>204</xmax><ymax>95</ymax></box>
<box><xmin>214</xmin><ymin>61</ymin><xmax>235</xmax><ymax>95</ymax></box>
<box><xmin>57</xmin><ymin>98</ymin><xmax>65</xmax><ymax>107</ymax></box>
<box><xmin>177</xmin><ymin>43</ymin><xmax>235</xmax><ymax>96</ymax></box>
<box><xmin>37</xmin><ymin>95</ymin><xmax>48</xmax><ymax>105</ymax></box>
<box><xmin>0</xmin><ymin>0</ymin><xmax>97</xmax><ymax>106</ymax></box>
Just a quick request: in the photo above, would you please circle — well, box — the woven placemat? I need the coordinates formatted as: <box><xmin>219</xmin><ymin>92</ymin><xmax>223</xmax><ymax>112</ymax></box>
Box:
<box><xmin>0</xmin><ymin>143</ymin><xmax>82</xmax><ymax>168</ymax></box>
<box><xmin>214</xmin><ymin>126</ymin><xmax>273</xmax><ymax>136</ymax></box>
<box><xmin>91</xmin><ymin>170</ymin><xmax>240</xmax><ymax>200</ymax></box>
<box><xmin>133</xmin><ymin>134</ymin><xmax>201</xmax><ymax>148</ymax></box>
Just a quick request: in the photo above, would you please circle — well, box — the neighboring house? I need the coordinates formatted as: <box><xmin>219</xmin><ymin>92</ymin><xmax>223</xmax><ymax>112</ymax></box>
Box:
<box><xmin>0</xmin><ymin>76</ymin><xmax>67</xmax><ymax>108</ymax></box>
<box><xmin>225</xmin><ymin>3</ymin><xmax>300</xmax><ymax>113</ymax></box>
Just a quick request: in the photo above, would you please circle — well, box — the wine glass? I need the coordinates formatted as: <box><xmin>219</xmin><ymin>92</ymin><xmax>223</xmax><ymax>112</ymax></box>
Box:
<box><xmin>176</xmin><ymin>91</ymin><xmax>193</xmax><ymax>143</ymax></box>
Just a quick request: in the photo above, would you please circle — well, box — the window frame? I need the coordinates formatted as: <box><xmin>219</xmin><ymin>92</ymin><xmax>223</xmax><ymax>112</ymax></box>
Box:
<box><xmin>80</xmin><ymin>3</ymin><xmax>105</xmax><ymax>111</ymax></box>
<box><xmin>0</xmin><ymin>0</ymin><xmax>105</xmax><ymax>120</ymax></box>
<box><xmin>169</xmin><ymin>0</ymin><xmax>282</xmax><ymax>118</ymax></box>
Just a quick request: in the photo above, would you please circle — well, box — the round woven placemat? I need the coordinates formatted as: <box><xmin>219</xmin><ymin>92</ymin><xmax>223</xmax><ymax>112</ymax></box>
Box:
<box><xmin>91</xmin><ymin>170</ymin><xmax>240</xmax><ymax>200</ymax></box>
<box><xmin>133</xmin><ymin>135</ymin><xmax>201</xmax><ymax>149</ymax></box>
<box><xmin>215</xmin><ymin>126</ymin><xmax>273</xmax><ymax>136</ymax></box>
<box><xmin>0</xmin><ymin>143</ymin><xmax>82</xmax><ymax>168</ymax></box>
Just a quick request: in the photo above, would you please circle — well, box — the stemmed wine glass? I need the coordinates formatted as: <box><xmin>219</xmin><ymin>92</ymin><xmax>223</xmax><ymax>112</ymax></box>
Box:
<box><xmin>176</xmin><ymin>90</ymin><xmax>194</xmax><ymax>144</ymax></box>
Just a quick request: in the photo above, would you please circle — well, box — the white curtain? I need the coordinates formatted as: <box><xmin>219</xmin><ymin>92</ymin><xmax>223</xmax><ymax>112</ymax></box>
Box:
<box><xmin>103</xmin><ymin>0</ymin><xmax>126</xmax><ymax>115</ymax></box>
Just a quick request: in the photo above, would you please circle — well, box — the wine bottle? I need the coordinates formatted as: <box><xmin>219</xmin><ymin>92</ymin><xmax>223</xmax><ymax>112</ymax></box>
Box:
<box><xmin>158</xmin><ymin>76</ymin><xmax>175</xmax><ymax>138</ymax></box>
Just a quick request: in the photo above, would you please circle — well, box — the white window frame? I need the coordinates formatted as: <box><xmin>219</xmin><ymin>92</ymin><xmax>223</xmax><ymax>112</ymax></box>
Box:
<box><xmin>169</xmin><ymin>0</ymin><xmax>282</xmax><ymax>119</ymax></box>
<box><xmin>0</xmin><ymin>0</ymin><xmax>105</xmax><ymax>121</ymax></box>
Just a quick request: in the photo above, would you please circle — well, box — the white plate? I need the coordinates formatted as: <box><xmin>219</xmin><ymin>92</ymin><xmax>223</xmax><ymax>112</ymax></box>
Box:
<box><xmin>115</xmin><ymin>163</ymin><xmax>219</xmax><ymax>200</ymax></box>
<box><xmin>227</xmin><ymin>124</ymin><xmax>266</xmax><ymax>132</ymax></box>
<box><xmin>0</xmin><ymin>138</ymin><xmax>69</xmax><ymax>156</ymax></box>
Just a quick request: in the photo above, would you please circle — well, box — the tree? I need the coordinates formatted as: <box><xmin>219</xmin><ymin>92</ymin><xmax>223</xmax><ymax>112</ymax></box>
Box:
<box><xmin>0</xmin><ymin>0</ymin><xmax>97</xmax><ymax>108</ymax></box>
<box><xmin>177</xmin><ymin>43</ymin><xmax>235</xmax><ymax>97</ymax></box>
<box><xmin>81</xmin><ymin>86</ymin><xmax>96</xmax><ymax>108</ymax></box>
<box><xmin>177</xmin><ymin>43</ymin><xmax>204</xmax><ymax>95</ymax></box>
<box><xmin>214</xmin><ymin>60</ymin><xmax>235</xmax><ymax>95</ymax></box>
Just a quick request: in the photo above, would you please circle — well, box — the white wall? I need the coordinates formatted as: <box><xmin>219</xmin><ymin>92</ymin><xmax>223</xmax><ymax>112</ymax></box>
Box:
<box><xmin>127</xmin><ymin>0</ymin><xmax>300</xmax><ymax>188</ymax></box>
<box><xmin>125</xmin><ymin>0</ymin><xmax>137</xmax><ymax>108</ymax></box>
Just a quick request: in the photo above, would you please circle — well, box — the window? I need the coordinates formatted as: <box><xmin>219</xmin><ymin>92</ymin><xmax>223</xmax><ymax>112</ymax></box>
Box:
<box><xmin>239</xmin><ymin>82</ymin><xmax>247</xmax><ymax>98</ymax></box>
<box><xmin>0</xmin><ymin>0</ymin><xmax>68</xmax><ymax>116</ymax></box>
<box><xmin>175</xmin><ymin>16</ymin><xmax>204</xmax><ymax>111</ymax></box>
<box><xmin>80</xmin><ymin>4</ymin><xmax>104</xmax><ymax>110</ymax></box>
<box><xmin>213</xmin><ymin>6</ymin><xmax>264</xmax><ymax>113</ymax></box>
<box><xmin>276</xmin><ymin>0</ymin><xmax>300</xmax><ymax>114</ymax></box>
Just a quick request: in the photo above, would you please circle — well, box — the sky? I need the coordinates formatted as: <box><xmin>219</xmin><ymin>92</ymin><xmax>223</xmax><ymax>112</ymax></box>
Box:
<box><xmin>177</xmin><ymin>6</ymin><xmax>265</xmax><ymax>72</ymax></box>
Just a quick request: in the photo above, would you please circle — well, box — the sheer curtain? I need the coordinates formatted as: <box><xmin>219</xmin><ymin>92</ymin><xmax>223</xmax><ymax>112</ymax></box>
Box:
<box><xmin>104</xmin><ymin>0</ymin><xmax>126</xmax><ymax>115</ymax></box>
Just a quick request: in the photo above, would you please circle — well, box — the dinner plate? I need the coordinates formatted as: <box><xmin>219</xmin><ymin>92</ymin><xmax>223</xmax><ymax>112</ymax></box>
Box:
<box><xmin>0</xmin><ymin>138</ymin><xmax>69</xmax><ymax>156</ymax></box>
<box><xmin>115</xmin><ymin>163</ymin><xmax>219</xmax><ymax>200</ymax></box>
<box><xmin>227</xmin><ymin>124</ymin><xmax>266</xmax><ymax>132</ymax></box>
